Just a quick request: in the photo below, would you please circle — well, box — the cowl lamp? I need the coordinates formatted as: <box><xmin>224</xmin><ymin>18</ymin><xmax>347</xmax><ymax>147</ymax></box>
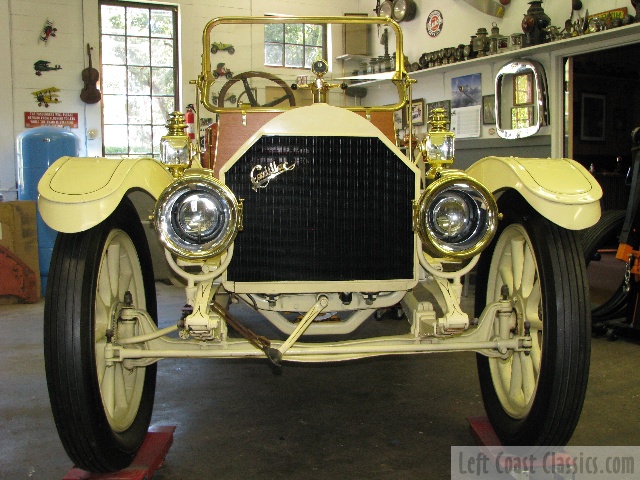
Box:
<box><xmin>420</xmin><ymin>108</ymin><xmax>455</xmax><ymax>179</ymax></box>
<box><xmin>160</xmin><ymin>111</ymin><xmax>193</xmax><ymax>176</ymax></box>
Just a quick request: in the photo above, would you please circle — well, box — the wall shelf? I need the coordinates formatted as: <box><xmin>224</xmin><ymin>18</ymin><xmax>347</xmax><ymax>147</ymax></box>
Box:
<box><xmin>337</xmin><ymin>23</ymin><xmax>640</xmax><ymax>87</ymax></box>
<box><xmin>335</xmin><ymin>54</ymin><xmax>372</xmax><ymax>62</ymax></box>
<box><xmin>408</xmin><ymin>23</ymin><xmax>640</xmax><ymax>80</ymax></box>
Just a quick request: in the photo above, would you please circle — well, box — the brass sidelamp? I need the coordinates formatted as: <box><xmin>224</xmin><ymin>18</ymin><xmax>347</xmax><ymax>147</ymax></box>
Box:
<box><xmin>419</xmin><ymin>107</ymin><xmax>455</xmax><ymax>179</ymax></box>
<box><xmin>159</xmin><ymin>111</ymin><xmax>194</xmax><ymax>176</ymax></box>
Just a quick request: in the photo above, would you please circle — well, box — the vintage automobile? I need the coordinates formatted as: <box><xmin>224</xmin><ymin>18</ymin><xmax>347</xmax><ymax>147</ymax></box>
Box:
<box><xmin>39</xmin><ymin>15</ymin><xmax>602</xmax><ymax>473</ymax></box>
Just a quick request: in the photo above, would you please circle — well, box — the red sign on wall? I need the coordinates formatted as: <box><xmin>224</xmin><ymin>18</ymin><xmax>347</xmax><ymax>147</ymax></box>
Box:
<box><xmin>24</xmin><ymin>111</ymin><xmax>79</xmax><ymax>128</ymax></box>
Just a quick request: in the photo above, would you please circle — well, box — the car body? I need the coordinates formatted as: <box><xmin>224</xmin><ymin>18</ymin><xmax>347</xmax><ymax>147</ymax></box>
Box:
<box><xmin>39</xmin><ymin>15</ymin><xmax>602</xmax><ymax>473</ymax></box>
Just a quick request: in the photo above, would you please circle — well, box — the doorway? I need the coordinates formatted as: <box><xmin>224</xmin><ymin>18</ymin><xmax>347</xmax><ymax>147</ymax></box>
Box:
<box><xmin>564</xmin><ymin>43</ymin><xmax>640</xmax><ymax>209</ymax></box>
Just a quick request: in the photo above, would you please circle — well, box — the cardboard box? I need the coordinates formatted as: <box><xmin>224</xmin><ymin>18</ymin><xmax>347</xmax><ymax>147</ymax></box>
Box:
<box><xmin>0</xmin><ymin>201</ymin><xmax>40</xmax><ymax>303</ymax></box>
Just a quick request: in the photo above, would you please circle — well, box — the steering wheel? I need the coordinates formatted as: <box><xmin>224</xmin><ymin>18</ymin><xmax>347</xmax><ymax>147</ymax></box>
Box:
<box><xmin>217</xmin><ymin>71</ymin><xmax>296</xmax><ymax>108</ymax></box>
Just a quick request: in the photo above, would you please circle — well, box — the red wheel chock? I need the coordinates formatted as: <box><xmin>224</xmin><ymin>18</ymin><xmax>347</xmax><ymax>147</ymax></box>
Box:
<box><xmin>466</xmin><ymin>417</ymin><xmax>575</xmax><ymax>473</ymax></box>
<box><xmin>63</xmin><ymin>426</ymin><xmax>176</xmax><ymax>480</ymax></box>
<box><xmin>467</xmin><ymin>416</ymin><xmax>502</xmax><ymax>446</ymax></box>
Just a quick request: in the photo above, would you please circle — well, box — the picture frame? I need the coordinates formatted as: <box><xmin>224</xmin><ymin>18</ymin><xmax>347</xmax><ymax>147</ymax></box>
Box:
<box><xmin>393</xmin><ymin>107</ymin><xmax>405</xmax><ymax>130</ymax></box>
<box><xmin>410</xmin><ymin>98</ymin><xmax>425</xmax><ymax>126</ymax></box>
<box><xmin>580</xmin><ymin>93</ymin><xmax>606</xmax><ymax>141</ymax></box>
<box><xmin>451</xmin><ymin>73</ymin><xmax>482</xmax><ymax>108</ymax></box>
<box><xmin>513</xmin><ymin>72</ymin><xmax>533</xmax><ymax>106</ymax></box>
<box><xmin>511</xmin><ymin>106</ymin><xmax>534</xmax><ymax>129</ymax></box>
<box><xmin>426</xmin><ymin>100</ymin><xmax>451</xmax><ymax>131</ymax></box>
<box><xmin>482</xmin><ymin>94</ymin><xmax>496</xmax><ymax>125</ymax></box>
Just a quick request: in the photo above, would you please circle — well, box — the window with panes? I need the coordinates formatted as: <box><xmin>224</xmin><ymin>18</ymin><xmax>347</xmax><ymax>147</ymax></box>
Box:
<box><xmin>264</xmin><ymin>22</ymin><xmax>326</xmax><ymax>68</ymax></box>
<box><xmin>99</xmin><ymin>1</ymin><xmax>178</xmax><ymax>157</ymax></box>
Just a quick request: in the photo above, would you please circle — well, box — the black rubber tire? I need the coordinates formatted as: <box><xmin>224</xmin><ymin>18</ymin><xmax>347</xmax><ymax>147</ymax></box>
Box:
<box><xmin>44</xmin><ymin>198</ymin><xmax>157</xmax><ymax>473</ymax></box>
<box><xmin>475</xmin><ymin>191</ymin><xmax>590</xmax><ymax>447</ymax></box>
<box><xmin>579</xmin><ymin>210</ymin><xmax>627</xmax><ymax>321</ymax></box>
<box><xmin>579</xmin><ymin>210</ymin><xmax>625</xmax><ymax>263</ymax></box>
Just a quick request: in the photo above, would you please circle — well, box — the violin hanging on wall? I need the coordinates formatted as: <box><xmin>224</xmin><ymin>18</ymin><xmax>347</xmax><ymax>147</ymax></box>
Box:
<box><xmin>80</xmin><ymin>43</ymin><xmax>101</xmax><ymax>104</ymax></box>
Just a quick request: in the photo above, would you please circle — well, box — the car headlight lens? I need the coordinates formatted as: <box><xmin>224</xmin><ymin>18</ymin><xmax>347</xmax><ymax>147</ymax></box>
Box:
<box><xmin>155</xmin><ymin>174</ymin><xmax>241</xmax><ymax>258</ymax></box>
<box><xmin>173</xmin><ymin>192</ymin><xmax>226</xmax><ymax>242</ymax></box>
<box><xmin>414</xmin><ymin>171</ymin><xmax>498</xmax><ymax>259</ymax></box>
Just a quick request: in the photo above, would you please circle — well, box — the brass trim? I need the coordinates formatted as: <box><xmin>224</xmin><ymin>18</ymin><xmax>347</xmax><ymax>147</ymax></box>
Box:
<box><xmin>415</xmin><ymin>171</ymin><xmax>498</xmax><ymax>260</ymax></box>
<box><xmin>198</xmin><ymin>16</ymin><xmax>410</xmax><ymax>114</ymax></box>
<box><xmin>154</xmin><ymin>171</ymin><xmax>240</xmax><ymax>259</ymax></box>
<box><xmin>237</xmin><ymin>199</ymin><xmax>244</xmax><ymax>232</ymax></box>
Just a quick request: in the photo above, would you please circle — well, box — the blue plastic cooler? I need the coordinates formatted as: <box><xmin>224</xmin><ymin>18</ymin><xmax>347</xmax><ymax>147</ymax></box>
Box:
<box><xmin>17</xmin><ymin>127</ymin><xmax>79</xmax><ymax>295</ymax></box>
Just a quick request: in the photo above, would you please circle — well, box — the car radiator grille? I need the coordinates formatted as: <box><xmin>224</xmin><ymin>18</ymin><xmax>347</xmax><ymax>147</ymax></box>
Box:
<box><xmin>224</xmin><ymin>136</ymin><xmax>415</xmax><ymax>282</ymax></box>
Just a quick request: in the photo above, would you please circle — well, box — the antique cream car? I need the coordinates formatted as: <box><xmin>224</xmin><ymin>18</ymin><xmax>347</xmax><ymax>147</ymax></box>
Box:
<box><xmin>39</xmin><ymin>16</ymin><xmax>601</xmax><ymax>473</ymax></box>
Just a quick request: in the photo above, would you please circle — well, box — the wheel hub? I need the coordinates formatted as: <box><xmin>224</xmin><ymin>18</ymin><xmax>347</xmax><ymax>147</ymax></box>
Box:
<box><xmin>511</xmin><ymin>294</ymin><xmax>525</xmax><ymax>334</ymax></box>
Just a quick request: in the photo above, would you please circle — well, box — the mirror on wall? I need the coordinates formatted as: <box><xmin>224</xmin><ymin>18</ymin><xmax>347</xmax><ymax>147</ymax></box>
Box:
<box><xmin>495</xmin><ymin>59</ymin><xmax>549</xmax><ymax>139</ymax></box>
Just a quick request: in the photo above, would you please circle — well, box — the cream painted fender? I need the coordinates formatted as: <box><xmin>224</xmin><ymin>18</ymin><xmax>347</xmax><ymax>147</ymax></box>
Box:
<box><xmin>38</xmin><ymin>156</ymin><xmax>174</xmax><ymax>233</ymax></box>
<box><xmin>466</xmin><ymin>156</ymin><xmax>602</xmax><ymax>230</ymax></box>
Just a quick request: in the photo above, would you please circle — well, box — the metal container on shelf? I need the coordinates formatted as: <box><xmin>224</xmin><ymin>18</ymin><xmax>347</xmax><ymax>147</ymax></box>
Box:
<box><xmin>16</xmin><ymin>126</ymin><xmax>79</xmax><ymax>295</ymax></box>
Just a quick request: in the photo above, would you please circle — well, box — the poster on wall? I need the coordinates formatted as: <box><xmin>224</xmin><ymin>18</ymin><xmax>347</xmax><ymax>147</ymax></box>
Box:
<box><xmin>451</xmin><ymin>73</ymin><xmax>482</xmax><ymax>108</ymax></box>
<box><xmin>25</xmin><ymin>112</ymin><xmax>79</xmax><ymax>128</ymax></box>
<box><xmin>450</xmin><ymin>105</ymin><xmax>481</xmax><ymax>139</ymax></box>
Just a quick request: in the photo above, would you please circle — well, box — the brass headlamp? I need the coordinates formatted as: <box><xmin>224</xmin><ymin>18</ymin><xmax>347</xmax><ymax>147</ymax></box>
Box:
<box><xmin>415</xmin><ymin>108</ymin><xmax>498</xmax><ymax>259</ymax></box>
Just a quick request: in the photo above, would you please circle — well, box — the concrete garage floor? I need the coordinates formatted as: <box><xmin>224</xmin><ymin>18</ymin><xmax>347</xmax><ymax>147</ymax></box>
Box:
<box><xmin>1</xmin><ymin>282</ymin><xmax>639</xmax><ymax>479</ymax></box>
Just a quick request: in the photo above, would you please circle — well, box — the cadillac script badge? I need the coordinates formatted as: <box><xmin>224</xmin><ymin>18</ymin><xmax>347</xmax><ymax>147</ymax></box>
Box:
<box><xmin>250</xmin><ymin>161</ymin><xmax>296</xmax><ymax>191</ymax></box>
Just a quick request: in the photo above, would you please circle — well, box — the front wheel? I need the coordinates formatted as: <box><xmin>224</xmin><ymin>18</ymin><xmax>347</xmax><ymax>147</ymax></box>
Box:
<box><xmin>44</xmin><ymin>199</ymin><xmax>157</xmax><ymax>472</ymax></box>
<box><xmin>475</xmin><ymin>192</ymin><xmax>590</xmax><ymax>446</ymax></box>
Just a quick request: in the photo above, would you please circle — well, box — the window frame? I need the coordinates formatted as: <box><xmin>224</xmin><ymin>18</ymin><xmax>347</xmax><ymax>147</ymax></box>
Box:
<box><xmin>264</xmin><ymin>21</ymin><xmax>327</xmax><ymax>69</ymax></box>
<box><xmin>99</xmin><ymin>0</ymin><xmax>179</xmax><ymax>158</ymax></box>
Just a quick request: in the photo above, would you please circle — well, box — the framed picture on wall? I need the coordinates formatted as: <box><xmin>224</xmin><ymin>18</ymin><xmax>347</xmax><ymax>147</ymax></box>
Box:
<box><xmin>451</xmin><ymin>73</ymin><xmax>481</xmax><ymax>108</ymax></box>
<box><xmin>580</xmin><ymin>93</ymin><xmax>606</xmax><ymax>141</ymax></box>
<box><xmin>482</xmin><ymin>94</ymin><xmax>496</xmax><ymax>124</ymax></box>
<box><xmin>410</xmin><ymin>98</ymin><xmax>425</xmax><ymax>126</ymax></box>
<box><xmin>426</xmin><ymin>100</ymin><xmax>451</xmax><ymax>131</ymax></box>
<box><xmin>393</xmin><ymin>108</ymin><xmax>405</xmax><ymax>130</ymax></box>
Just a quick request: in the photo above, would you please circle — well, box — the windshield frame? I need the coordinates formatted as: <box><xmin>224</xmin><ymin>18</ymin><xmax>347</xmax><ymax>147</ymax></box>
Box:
<box><xmin>198</xmin><ymin>15</ymin><xmax>410</xmax><ymax>114</ymax></box>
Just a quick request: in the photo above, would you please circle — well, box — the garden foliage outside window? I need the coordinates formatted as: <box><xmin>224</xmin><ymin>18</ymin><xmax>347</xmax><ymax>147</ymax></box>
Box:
<box><xmin>264</xmin><ymin>22</ymin><xmax>326</xmax><ymax>68</ymax></box>
<box><xmin>100</xmin><ymin>1</ymin><xmax>179</xmax><ymax>157</ymax></box>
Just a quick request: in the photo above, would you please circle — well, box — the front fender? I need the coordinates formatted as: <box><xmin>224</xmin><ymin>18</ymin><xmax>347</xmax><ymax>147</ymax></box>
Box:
<box><xmin>38</xmin><ymin>156</ymin><xmax>174</xmax><ymax>233</ymax></box>
<box><xmin>466</xmin><ymin>156</ymin><xmax>602</xmax><ymax>230</ymax></box>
